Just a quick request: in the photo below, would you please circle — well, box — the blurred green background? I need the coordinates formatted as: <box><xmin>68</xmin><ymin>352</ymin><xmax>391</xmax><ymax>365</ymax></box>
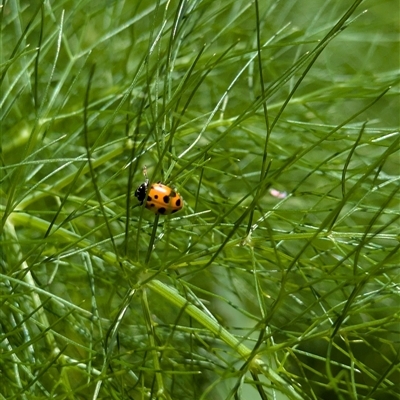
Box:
<box><xmin>1</xmin><ymin>0</ymin><xmax>399</xmax><ymax>399</ymax></box>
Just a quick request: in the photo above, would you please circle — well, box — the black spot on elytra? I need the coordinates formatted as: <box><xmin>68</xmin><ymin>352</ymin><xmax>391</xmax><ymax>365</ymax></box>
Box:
<box><xmin>163</xmin><ymin>195</ymin><xmax>170</xmax><ymax>204</ymax></box>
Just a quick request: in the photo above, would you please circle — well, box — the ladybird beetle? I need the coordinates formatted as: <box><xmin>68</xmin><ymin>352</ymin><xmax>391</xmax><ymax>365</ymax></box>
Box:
<box><xmin>135</xmin><ymin>179</ymin><xmax>183</xmax><ymax>215</ymax></box>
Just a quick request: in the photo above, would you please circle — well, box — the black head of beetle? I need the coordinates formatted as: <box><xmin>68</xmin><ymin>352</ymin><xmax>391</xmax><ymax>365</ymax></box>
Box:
<box><xmin>134</xmin><ymin>181</ymin><xmax>149</xmax><ymax>204</ymax></box>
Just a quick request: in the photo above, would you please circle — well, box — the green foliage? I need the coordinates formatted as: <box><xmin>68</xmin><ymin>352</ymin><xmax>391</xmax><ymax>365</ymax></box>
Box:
<box><xmin>1</xmin><ymin>0</ymin><xmax>399</xmax><ymax>399</ymax></box>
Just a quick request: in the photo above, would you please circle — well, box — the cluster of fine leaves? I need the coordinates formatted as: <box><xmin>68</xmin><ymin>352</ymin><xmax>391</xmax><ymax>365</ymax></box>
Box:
<box><xmin>1</xmin><ymin>0</ymin><xmax>399</xmax><ymax>399</ymax></box>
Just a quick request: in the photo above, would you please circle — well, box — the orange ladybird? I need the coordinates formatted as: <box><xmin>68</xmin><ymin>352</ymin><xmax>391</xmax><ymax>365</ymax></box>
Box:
<box><xmin>135</xmin><ymin>180</ymin><xmax>183</xmax><ymax>215</ymax></box>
